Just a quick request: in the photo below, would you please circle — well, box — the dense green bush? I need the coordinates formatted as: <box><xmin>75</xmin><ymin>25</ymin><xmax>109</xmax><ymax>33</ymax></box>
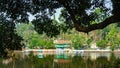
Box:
<box><xmin>72</xmin><ymin>34</ymin><xmax>86</xmax><ymax>49</ymax></box>
<box><xmin>96</xmin><ymin>40</ymin><xmax>107</xmax><ymax>49</ymax></box>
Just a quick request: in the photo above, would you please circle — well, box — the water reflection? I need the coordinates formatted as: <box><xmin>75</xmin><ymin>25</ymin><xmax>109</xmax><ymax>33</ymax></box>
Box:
<box><xmin>0</xmin><ymin>52</ymin><xmax>120</xmax><ymax>68</ymax></box>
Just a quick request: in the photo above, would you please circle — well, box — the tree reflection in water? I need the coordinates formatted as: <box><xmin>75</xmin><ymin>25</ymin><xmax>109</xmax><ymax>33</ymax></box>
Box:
<box><xmin>0</xmin><ymin>53</ymin><xmax>120</xmax><ymax>68</ymax></box>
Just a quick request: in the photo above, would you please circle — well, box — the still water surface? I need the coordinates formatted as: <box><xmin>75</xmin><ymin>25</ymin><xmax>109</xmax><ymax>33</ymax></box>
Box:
<box><xmin>0</xmin><ymin>52</ymin><xmax>120</xmax><ymax>68</ymax></box>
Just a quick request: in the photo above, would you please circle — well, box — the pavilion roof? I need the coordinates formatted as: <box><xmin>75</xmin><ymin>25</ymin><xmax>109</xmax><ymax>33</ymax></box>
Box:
<box><xmin>54</xmin><ymin>40</ymin><xmax>71</xmax><ymax>44</ymax></box>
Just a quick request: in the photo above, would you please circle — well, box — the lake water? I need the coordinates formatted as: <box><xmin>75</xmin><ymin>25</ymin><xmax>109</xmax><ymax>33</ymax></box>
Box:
<box><xmin>0</xmin><ymin>51</ymin><xmax>120</xmax><ymax>68</ymax></box>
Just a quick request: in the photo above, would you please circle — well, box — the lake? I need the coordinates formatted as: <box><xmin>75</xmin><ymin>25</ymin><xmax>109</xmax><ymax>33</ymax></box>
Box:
<box><xmin>0</xmin><ymin>51</ymin><xmax>120</xmax><ymax>68</ymax></box>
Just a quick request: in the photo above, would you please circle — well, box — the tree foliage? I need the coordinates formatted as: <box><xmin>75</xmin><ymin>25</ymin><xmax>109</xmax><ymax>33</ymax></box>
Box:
<box><xmin>0</xmin><ymin>0</ymin><xmax>120</xmax><ymax>57</ymax></box>
<box><xmin>96</xmin><ymin>24</ymin><xmax>120</xmax><ymax>50</ymax></box>
<box><xmin>0</xmin><ymin>0</ymin><xmax>120</xmax><ymax>35</ymax></box>
<box><xmin>16</xmin><ymin>23</ymin><xmax>54</xmax><ymax>49</ymax></box>
<box><xmin>96</xmin><ymin>40</ymin><xmax>107</xmax><ymax>49</ymax></box>
<box><xmin>28</xmin><ymin>33</ymin><xmax>54</xmax><ymax>49</ymax></box>
<box><xmin>72</xmin><ymin>33</ymin><xmax>86</xmax><ymax>49</ymax></box>
<box><xmin>106</xmin><ymin>24</ymin><xmax>120</xmax><ymax>50</ymax></box>
<box><xmin>0</xmin><ymin>14</ymin><xmax>24</xmax><ymax>57</ymax></box>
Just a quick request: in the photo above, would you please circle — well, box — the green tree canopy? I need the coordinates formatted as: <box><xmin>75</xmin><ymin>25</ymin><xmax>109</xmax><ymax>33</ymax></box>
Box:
<box><xmin>1</xmin><ymin>0</ymin><xmax>120</xmax><ymax>57</ymax></box>
<box><xmin>0</xmin><ymin>14</ymin><xmax>24</xmax><ymax>57</ymax></box>
<box><xmin>0</xmin><ymin>0</ymin><xmax>120</xmax><ymax>35</ymax></box>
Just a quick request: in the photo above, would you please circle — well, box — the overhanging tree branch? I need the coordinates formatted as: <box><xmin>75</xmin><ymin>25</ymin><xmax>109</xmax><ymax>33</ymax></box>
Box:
<box><xmin>74</xmin><ymin>14</ymin><xmax>120</xmax><ymax>33</ymax></box>
<box><xmin>57</xmin><ymin>0</ymin><xmax>120</xmax><ymax>33</ymax></box>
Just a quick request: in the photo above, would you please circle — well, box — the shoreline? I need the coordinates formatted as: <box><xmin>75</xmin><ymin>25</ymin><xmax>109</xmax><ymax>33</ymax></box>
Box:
<box><xmin>14</xmin><ymin>49</ymin><xmax>120</xmax><ymax>53</ymax></box>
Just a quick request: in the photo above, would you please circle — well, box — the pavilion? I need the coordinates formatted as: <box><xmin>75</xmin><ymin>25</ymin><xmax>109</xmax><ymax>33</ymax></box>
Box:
<box><xmin>54</xmin><ymin>40</ymin><xmax>71</xmax><ymax>49</ymax></box>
